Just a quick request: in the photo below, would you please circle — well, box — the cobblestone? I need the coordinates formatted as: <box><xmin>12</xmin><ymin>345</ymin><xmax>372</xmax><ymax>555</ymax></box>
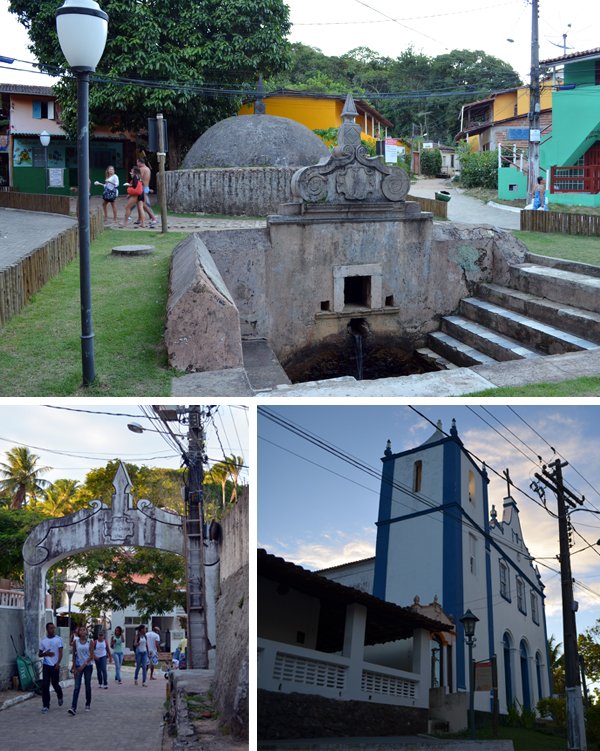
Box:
<box><xmin>0</xmin><ymin>208</ymin><xmax>76</xmax><ymax>271</ymax></box>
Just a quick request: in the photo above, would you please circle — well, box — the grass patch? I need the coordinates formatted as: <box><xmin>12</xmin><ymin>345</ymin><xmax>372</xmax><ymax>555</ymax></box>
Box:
<box><xmin>0</xmin><ymin>228</ymin><xmax>188</xmax><ymax>396</ymax></box>
<box><xmin>514</xmin><ymin>230</ymin><xmax>600</xmax><ymax>265</ymax></box>
<box><xmin>466</xmin><ymin>376</ymin><xmax>600</xmax><ymax>398</ymax></box>
<box><xmin>436</xmin><ymin>725</ymin><xmax>566</xmax><ymax>751</ymax></box>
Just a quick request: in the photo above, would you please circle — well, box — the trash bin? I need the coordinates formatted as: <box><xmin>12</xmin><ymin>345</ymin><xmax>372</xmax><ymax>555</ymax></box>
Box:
<box><xmin>435</xmin><ymin>190</ymin><xmax>451</xmax><ymax>202</ymax></box>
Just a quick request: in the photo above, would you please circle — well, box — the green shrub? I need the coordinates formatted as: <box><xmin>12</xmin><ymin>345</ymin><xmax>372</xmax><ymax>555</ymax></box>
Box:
<box><xmin>421</xmin><ymin>148</ymin><xmax>442</xmax><ymax>177</ymax></box>
<box><xmin>585</xmin><ymin>702</ymin><xmax>600</xmax><ymax>744</ymax></box>
<box><xmin>459</xmin><ymin>149</ymin><xmax>498</xmax><ymax>189</ymax></box>
<box><xmin>537</xmin><ymin>696</ymin><xmax>566</xmax><ymax>730</ymax></box>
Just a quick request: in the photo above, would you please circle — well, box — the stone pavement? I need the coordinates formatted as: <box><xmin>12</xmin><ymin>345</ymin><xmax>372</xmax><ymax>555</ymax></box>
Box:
<box><xmin>409</xmin><ymin>178</ymin><xmax>521</xmax><ymax>231</ymax></box>
<box><xmin>0</xmin><ymin>665</ymin><xmax>165</xmax><ymax>751</ymax></box>
<box><xmin>0</xmin><ymin>207</ymin><xmax>76</xmax><ymax>271</ymax></box>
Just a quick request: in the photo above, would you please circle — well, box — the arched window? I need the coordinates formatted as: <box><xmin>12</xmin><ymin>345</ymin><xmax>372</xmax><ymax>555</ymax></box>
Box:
<box><xmin>503</xmin><ymin>632</ymin><xmax>513</xmax><ymax>709</ymax></box>
<box><xmin>468</xmin><ymin>469</ymin><xmax>476</xmax><ymax>503</ymax></box>
<box><xmin>413</xmin><ymin>460</ymin><xmax>423</xmax><ymax>492</ymax></box>
<box><xmin>520</xmin><ymin>640</ymin><xmax>531</xmax><ymax>710</ymax></box>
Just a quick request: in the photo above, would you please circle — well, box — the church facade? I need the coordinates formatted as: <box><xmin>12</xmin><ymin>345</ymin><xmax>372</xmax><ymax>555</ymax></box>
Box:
<box><xmin>322</xmin><ymin>419</ymin><xmax>551</xmax><ymax>716</ymax></box>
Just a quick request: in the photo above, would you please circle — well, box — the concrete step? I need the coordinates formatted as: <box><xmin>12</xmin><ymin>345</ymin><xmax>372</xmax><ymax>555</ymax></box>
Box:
<box><xmin>509</xmin><ymin>263</ymin><xmax>600</xmax><ymax>314</ymax></box>
<box><xmin>440</xmin><ymin>315</ymin><xmax>540</xmax><ymax>362</ymax></box>
<box><xmin>477</xmin><ymin>283</ymin><xmax>600</xmax><ymax>343</ymax></box>
<box><xmin>525</xmin><ymin>252</ymin><xmax>600</xmax><ymax>279</ymax></box>
<box><xmin>415</xmin><ymin>346</ymin><xmax>461</xmax><ymax>370</ymax></box>
<box><xmin>426</xmin><ymin>331</ymin><xmax>498</xmax><ymax>367</ymax></box>
<box><xmin>242</xmin><ymin>338</ymin><xmax>291</xmax><ymax>391</ymax></box>
<box><xmin>460</xmin><ymin>297</ymin><xmax>600</xmax><ymax>355</ymax></box>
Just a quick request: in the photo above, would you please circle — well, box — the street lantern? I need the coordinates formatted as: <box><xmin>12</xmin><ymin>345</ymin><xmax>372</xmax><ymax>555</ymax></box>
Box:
<box><xmin>55</xmin><ymin>0</ymin><xmax>108</xmax><ymax>387</ymax></box>
<box><xmin>460</xmin><ymin>609</ymin><xmax>479</xmax><ymax>739</ymax></box>
<box><xmin>39</xmin><ymin>130</ymin><xmax>50</xmax><ymax>194</ymax></box>
<box><xmin>65</xmin><ymin>579</ymin><xmax>77</xmax><ymax>640</ymax></box>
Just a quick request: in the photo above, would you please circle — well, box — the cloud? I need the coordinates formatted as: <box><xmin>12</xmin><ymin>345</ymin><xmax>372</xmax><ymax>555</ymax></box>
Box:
<box><xmin>263</xmin><ymin>530</ymin><xmax>376</xmax><ymax>571</ymax></box>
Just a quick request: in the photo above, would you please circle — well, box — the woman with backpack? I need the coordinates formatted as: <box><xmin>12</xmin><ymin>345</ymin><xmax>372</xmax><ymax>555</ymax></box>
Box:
<box><xmin>119</xmin><ymin>166</ymin><xmax>145</xmax><ymax>227</ymax></box>
<box><xmin>94</xmin><ymin>164</ymin><xmax>119</xmax><ymax>224</ymax></box>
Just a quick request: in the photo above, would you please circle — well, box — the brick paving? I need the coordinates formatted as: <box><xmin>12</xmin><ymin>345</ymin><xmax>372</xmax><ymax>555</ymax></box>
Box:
<box><xmin>0</xmin><ymin>666</ymin><xmax>166</xmax><ymax>751</ymax></box>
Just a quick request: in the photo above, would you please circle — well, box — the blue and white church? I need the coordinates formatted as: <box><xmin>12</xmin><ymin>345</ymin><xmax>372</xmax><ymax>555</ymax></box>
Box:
<box><xmin>322</xmin><ymin>419</ymin><xmax>551</xmax><ymax>716</ymax></box>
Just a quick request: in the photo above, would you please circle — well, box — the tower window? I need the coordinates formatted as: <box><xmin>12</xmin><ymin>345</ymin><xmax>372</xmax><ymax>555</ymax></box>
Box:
<box><xmin>413</xmin><ymin>460</ymin><xmax>423</xmax><ymax>492</ymax></box>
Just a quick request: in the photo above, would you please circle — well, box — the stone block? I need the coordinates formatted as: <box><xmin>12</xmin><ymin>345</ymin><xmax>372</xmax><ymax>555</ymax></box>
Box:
<box><xmin>165</xmin><ymin>235</ymin><xmax>243</xmax><ymax>372</ymax></box>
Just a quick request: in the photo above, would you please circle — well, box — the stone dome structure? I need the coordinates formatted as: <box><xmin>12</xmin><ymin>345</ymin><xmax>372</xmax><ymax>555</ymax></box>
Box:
<box><xmin>182</xmin><ymin>114</ymin><xmax>329</xmax><ymax>169</ymax></box>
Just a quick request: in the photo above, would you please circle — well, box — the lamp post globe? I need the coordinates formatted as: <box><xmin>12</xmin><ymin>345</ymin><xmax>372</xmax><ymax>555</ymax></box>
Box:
<box><xmin>39</xmin><ymin>131</ymin><xmax>50</xmax><ymax>194</ymax></box>
<box><xmin>56</xmin><ymin>0</ymin><xmax>108</xmax><ymax>72</ymax></box>
<box><xmin>55</xmin><ymin>0</ymin><xmax>108</xmax><ymax>387</ymax></box>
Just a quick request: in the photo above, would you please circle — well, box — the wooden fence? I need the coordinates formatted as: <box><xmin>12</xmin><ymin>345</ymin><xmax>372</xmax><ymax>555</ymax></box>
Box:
<box><xmin>0</xmin><ymin>191</ymin><xmax>71</xmax><ymax>215</ymax></box>
<box><xmin>408</xmin><ymin>194</ymin><xmax>448</xmax><ymax>219</ymax></box>
<box><xmin>0</xmin><ymin>207</ymin><xmax>104</xmax><ymax>328</ymax></box>
<box><xmin>520</xmin><ymin>210</ymin><xmax>600</xmax><ymax>236</ymax></box>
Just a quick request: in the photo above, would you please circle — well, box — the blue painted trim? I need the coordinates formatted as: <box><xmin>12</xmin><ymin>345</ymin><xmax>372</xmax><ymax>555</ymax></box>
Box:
<box><xmin>373</xmin><ymin>457</ymin><xmax>396</xmax><ymax>599</ymax></box>
<box><xmin>383</xmin><ymin>436</ymin><xmax>452</xmax><ymax>463</ymax></box>
<box><xmin>482</xmin><ymin>471</ymin><xmax>495</xmax><ymax>676</ymax></box>
<box><xmin>442</xmin><ymin>439</ymin><xmax>465</xmax><ymax>689</ymax></box>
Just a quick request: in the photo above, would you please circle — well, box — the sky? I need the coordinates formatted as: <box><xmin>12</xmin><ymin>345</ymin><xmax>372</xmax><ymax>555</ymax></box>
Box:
<box><xmin>0</xmin><ymin>401</ymin><xmax>249</xmax><ymax>487</ymax></box>
<box><xmin>0</xmin><ymin>0</ymin><xmax>598</xmax><ymax>88</ymax></box>
<box><xmin>258</xmin><ymin>404</ymin><xmax>600</xmax><ymax>647</ymax></box>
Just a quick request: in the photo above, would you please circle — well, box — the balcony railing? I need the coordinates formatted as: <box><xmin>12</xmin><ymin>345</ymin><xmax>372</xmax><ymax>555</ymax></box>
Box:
<box><xmin>258</xmin><ymin>637</ymin><xmax>424</xmax><ymax>707</ymax></box>
<box><xmin>0</xmin><ymin>588</ymin><xmax>25</xmax><ymax>608</ymax></box>
<box><xmin>550</xmin><ymin>164</ymin><xmax>600</xmax><ymax>194</ymax></box>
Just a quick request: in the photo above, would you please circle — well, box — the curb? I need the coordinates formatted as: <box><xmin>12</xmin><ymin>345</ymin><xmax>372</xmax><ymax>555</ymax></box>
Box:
<box><xmin>487</xmin><ymin>201</ymin><xmax>522</xmax><ymax>214</ymax></box>
<box><xmin>0</xmin><ymin>678</ymin><xmax>74</xmax><ymax>712</ymax></box>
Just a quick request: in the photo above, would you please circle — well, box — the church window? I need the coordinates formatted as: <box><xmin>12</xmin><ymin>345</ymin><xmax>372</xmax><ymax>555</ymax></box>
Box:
<box><xmin>413</xmin><ymin>460</ymin><xmax>423</xmax><ymax>492</ymax></box>
<box><xmin>499</xmin><ymin>560</ymin><xmax>510</xmax><ymax>600</ymax></box>
<box><xmin>469</xmin><ymin>533</ymin><xmax>477</xmax><ymax>575</ymax></box>
<box><xmin>517</xmin><ymin>577</ymin><xmax>527</xmax><ymax>614</ymax></box>
<box><xmin>468</xmin><ymin>470</ymin><xmax>476</xmax><ymax>503</ymax></box>
<box><xmin>531</xmin><ymin>592</ymin><xmax>539</xmax><ymax>625</ymax></box>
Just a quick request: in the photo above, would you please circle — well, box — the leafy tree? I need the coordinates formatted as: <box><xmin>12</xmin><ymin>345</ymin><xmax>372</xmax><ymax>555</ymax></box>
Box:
<box><xmin>579</xmin><ymin>622</ymin><xmax>600</xmax><ymax>687</ymax></box>
<box><xmin>9</xmin><ymin>0</ymin><xmax>292</xmax><ymax>166</ymax></box>
<box><xmin>457</xmin><ymin>144</ymin><xmax>499</xmax><ymax>189</ymax></box>
<box><xmin>420</xmin><ymin>148</ymin><xmax>442</xmax><ymax>177</ymax></box>
<box><xmin>0</xmin><ymin>507</ymin><xmax>45</xmax><ymax>580</ymax></box>
<box><xmin>0</xmin><ymin>446</ymin><xmax>51</xmax><ymax>509</ymax></box>
<box><xmin>39</xmin><ymin>478</ymin><xmax>82</xmax><ymax>518</ymax></box>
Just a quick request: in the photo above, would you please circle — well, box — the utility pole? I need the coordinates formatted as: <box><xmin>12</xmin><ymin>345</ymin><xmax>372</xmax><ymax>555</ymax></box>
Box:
<box><xmin>185</xmin><ymin>405</ymin><xmax>209</xmax><ymax>669</ymax></box>
<box><xmin>527</xmin><ymin>0</ymin><xmax>541</xmax><ymax>203</ymax></box>
<box><xmin>534</xmin><ymin>459</ymin><xmax>587</xmax><ymax>751</ymax></box>
<box><xmin>156</xmin><ymin>113</ymin><xmax>168</xmax><ymax>234</ymax></box>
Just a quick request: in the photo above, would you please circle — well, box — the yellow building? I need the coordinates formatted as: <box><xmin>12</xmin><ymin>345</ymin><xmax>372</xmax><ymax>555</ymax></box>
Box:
<box><xmin>238</xmin><ymin>89</ymin><xmax>393</xmax><ymax>148</ymax></box>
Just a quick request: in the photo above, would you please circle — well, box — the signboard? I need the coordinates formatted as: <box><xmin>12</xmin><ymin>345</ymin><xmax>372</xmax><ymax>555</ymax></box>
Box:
<box><xmin>384</xmin><ymin>137</ymin><xmax>398</xmax><ymax>164</ymax></box>
<box><xmin>529</xmin><ymin>129</ymin><xmax>541</xmax><ymax>143</ymax></box>
<box><xmin>507</xmin><ymin>127</ymin><xmax>529</xmax><ymax>141</ymax></box>
<box><xmin>48</xmin><ymin>168</ymin><xmax>64</xmax><ymax>188</ymax></box>
<box><xmin>475</xmin><ymin>659</ymin><xmax>494</xmax><ymax>691</ymax></box>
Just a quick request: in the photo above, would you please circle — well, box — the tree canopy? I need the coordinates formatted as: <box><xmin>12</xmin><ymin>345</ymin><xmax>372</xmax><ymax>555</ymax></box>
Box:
<box><xmin>0</xmin><ymin>446</ymin><xmax>51</xmax><ymax>509</ymax></box>
<box><xmin>270</xmin><ymin>43</ymin><xmax>522</xmax><ymax>144</ymax></box>
<box><xmin>9</xmin><ymin>0</ymin><xmax>292</xmax><ymax>165</ymax></box>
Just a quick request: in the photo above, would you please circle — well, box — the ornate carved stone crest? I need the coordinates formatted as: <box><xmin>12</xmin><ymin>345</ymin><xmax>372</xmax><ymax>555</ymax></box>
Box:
<box><xmin>291</xmin><ymin>93</ymin><xmax>410</xmax><ymax>205</ymax></box>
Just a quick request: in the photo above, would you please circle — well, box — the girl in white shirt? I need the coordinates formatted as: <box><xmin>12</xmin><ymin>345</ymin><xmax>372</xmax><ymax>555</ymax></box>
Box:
<box><xmin>133</xmin><ymin>624</ymin><xmax>149</xmax><ymax>686</ymax></box>
<box><xmin>69</xmin><ymin>627</ymin><xmax>95</xmax><ymax>715</ymax></box>
<box><xmin>94</xmin><ymin>165</ymin><xmax>119</xmax><ymax>223</ymax></box>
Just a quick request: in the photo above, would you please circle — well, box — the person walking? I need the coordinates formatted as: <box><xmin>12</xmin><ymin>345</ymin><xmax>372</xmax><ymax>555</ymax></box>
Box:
<box><xmin>93</xmin><ymin>630</ymin><xmax>112</xmax><ymax>689</ymax></box>
<box><xmin>38</xmin><ymin>622</ymin><xmax>64</xmax><ymax>713</ymax></box>
<box><xmin>69</xmin><ymin>626</ymin><xmax>95</xmax><ymax>715</ymax></box>
<box><xmin>94</xmin><ymin>164</ymin><xmax>119</xmax><ymax>224</ymax></box>
<box><xmin>120</xmin><ymin>166</ymin><xmax>145</xmax><ymax>228</ymax></box>
<box><xmin>111</xmin><ymin>626</ymin><xmax>125</xmax><ymax>684</ymax></box>
<box><xmin>146</xmin><ymin>625</ymin><xmax>161</xmax><ymax>680</ymax></box>
<box><xmin>136</xmin><ymin>157</ymin><xmax>158</xmax><ymax>227</ymax></box>
<box><xmin>133</xmin><ymin>624</ymin><xmax>149</xmax><ymax>686</ymax></box>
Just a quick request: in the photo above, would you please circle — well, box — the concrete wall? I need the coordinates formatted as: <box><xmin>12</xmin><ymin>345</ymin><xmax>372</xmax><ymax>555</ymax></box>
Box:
<box><xmin>212</xmin><ymin>488</ymin><xmax>249</xmax><ymax>738</ymax></box>
<box><xmin>0</xmin><ymin>608</ymin><xmax>25</xmax><ymax>690</ymax></box>
<box><xmin>166</xmin><ymin>167</ymin><xmax>296</xmax><ymax>216</ymax></box>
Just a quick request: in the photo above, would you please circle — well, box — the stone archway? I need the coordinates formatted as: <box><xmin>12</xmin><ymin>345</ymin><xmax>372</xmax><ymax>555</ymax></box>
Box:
<box><xmin>22</xmin><ymin>462</ymin><xmax>184</xmax><ymax>659</ymax></box>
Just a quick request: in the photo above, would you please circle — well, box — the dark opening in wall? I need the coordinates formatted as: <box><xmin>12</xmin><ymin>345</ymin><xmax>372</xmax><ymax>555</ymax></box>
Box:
<box><xmin>385</xmin><ymin>295</ymin><xmax>394</xmax><ymax>307</ymax></box>
<box><xmin>344</xmin><ymin>275</ymin><xmax>371</xmax><ymax>308</ymax></box>
<box><xmin>320</xmin><ymin>300</ymin><xmax>330</xmax><ymax>311</ymax></box>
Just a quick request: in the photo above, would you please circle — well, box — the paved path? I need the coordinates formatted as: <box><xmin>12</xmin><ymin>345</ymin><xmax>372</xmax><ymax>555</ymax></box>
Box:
<box><xmin>0</xmin><ymin>208</ymin><xmax>76</xmax><ymax>271</ymax></box>
<box><xmin>409</xmin><ymin>178</ymin><xmax>521</xmax><ymax>230</ymax></box>
<box><xmin>0</xmin><ymin>666</ymin><xmax>165</xmax><ymax>751</ymax></box>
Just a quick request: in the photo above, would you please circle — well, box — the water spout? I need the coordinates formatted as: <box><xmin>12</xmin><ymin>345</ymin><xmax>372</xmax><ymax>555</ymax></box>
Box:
<box><xmin>348</xmin><ymin>318</ymin><xmax>369</xmax><ymax>380</ymax></box>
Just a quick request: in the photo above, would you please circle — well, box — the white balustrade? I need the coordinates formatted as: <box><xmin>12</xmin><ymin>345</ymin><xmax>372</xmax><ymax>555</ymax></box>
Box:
<box><xmin>0</xmin><ymin>588</ymin><xmax>25</xmax><ymax>608</ymax></box>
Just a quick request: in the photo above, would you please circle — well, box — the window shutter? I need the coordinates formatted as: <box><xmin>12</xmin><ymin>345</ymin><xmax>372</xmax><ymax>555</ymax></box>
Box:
<box><xmin>32</xmin><ymin>101</ymin><xmax>41</xmax><ymax>119</ymax></box>
<box><xmin>48</xmin><ymin>101</ymin><xmax>55</xmax><ymax>120</ymax></box>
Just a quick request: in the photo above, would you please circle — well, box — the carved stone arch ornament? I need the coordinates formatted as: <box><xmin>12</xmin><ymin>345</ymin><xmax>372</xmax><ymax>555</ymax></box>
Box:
<box><xmin>22</xmin><ymin>463</ymin><xmax>184</xmax><ymax>658</ymax></box>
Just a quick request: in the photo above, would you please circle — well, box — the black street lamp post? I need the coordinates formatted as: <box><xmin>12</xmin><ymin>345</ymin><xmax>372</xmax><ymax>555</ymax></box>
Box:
<box><xmin>56</xmin><ymin>0</ymin><xmax>108</xmax><ymax>387</ymax></box>
<box><xmin>39</xmin><ymin>130</ymin><xmax>50</xmax><ymax>194</ymax></box>
<box><xmin>65</xmin><ymin>579</ymin><xmax>77</xmax><ymax>640</ymax></box>
<box><xmin>460</xmin><ymin>609</ymin><xmax>479</xmax><ymax>740</ymax></box>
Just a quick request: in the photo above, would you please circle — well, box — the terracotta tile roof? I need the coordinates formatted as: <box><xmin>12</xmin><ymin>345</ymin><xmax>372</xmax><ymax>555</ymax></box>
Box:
<box><xmin>541</xmin><ymin>47</ymin><xmax>600</xmax><ymax>66</ymax></box>
<box><xmin>0</xmin><ymin>82</ymin><xmax>54</xmax><ymax>97</ymax></box>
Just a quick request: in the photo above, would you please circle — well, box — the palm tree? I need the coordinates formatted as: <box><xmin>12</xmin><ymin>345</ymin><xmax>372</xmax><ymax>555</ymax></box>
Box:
<box><xmin>204</xmin><ymin>462</ymin><xmax>229</xmax><ymax>509</ymax></box>
<box><xmin>0</xmin><ymin>447</ymin><xmax>51</xmax><ymax>509</ymax></box>
<box><xmin>41</xmin><ymin>479</ymin><xmax>81</xmax><ymax>517</ymax></box>
<box><xmin>223</xmin><ymin>454</ymin><xmax>245</xmax><ymax>504</ymax></box>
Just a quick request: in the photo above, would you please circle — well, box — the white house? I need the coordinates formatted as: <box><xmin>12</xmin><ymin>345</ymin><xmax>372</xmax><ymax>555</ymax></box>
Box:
<box><xmin>258</xmin><ymin>549</ymin><xmax>456</xmax><ymax>738</ymax></box>
<box><xmin>321</xmin><ymin>419</ymin><xmax>551</xmax><ymax>717</ymax></box>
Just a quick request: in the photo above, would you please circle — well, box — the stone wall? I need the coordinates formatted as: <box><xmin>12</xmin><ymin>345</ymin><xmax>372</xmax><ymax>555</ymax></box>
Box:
<box><xmin>166</xmin><ymin>167</ymin><xmax>296</xmax><ymax>216</ymax></box>
<box><xmin>212</xmin><ymin>490</ymin><xmax>249</xmax><ymax>739</ymax></box>
<box><xmin>0</xmin><ymin>608</ymin><xmax>25</xmax><ymax>690</ymax></box>
<box><xmin>258</xmin><ymin>690</ymin><xmax>428</xmax><ymax>740</ymax></box>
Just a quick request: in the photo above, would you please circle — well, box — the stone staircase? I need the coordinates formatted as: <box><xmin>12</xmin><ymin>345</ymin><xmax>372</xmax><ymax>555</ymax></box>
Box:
<box><xmin>418</xmin><ymin>255</ymin><xmax>600</xmax><ymax>370</ymax></box>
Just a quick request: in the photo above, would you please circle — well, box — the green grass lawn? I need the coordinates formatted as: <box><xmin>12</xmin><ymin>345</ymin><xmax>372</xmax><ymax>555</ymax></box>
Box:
<box><xmin>467</xmin><ymin>376</ymin><xmax>600</xmax><ymax>398</ymax></box>
<box><xmin>437</xmin><ymin>725</ymin><xmax>568</xmax><ymax>751</ymax></box>
<box><xmin>0</xmin><ymin>228</ymin><xmax>187</xmax><ymax>396</ymax></box>
<box><xmin>515</xmin><ymin>230</ymin><xmax>600</xmax><ymax>265</ymax></box>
